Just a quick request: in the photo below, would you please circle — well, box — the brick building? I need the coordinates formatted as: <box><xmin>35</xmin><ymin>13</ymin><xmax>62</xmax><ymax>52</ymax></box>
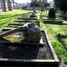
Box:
<box><xmin>0</xmin><ymin>0</ymin><xmax>13</xmax><ymax>12</ymax></box>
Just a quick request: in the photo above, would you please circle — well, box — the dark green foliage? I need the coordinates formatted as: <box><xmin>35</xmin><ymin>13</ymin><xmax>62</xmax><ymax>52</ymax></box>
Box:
<box><xmin>54</xmin><ymin>0</ymin><xmax>67</xmax><ymax>14</ymax></box>
<box><xmin>44</xmin><ymin>3</ymin><xmax>50</xmax><ymax>7</ymax></box>
<box><xmin>54</xmin><ymin>0</ymin><xmax>67</xmax><ymax>19</ymax></box>
<box><xmin>48</xmin><ymin>8</ymin><xmax>56</xmax><ymax>18</ymax></box>
<box><xmin>30</xmin><ymin>1</ymin><xmax>40</xmax><ymax>7</ymax></box>
<box><xmin>62</xmin><ymin>14</ymin><xmax>67</xmax><ymax>20</ymax></box>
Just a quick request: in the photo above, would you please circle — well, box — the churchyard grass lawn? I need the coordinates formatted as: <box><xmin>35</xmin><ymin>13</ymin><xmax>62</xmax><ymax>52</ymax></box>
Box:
<box><xmin>40</xmin><ymin>22</ymin><xmax>67</xmax><ymax>61</ymax></box>
<box><xmin>0</xmin><ymin>10</ymin><xmax>67</xmax><ymax>66</ymax></box>
<box><xmin>0</xmin><ymin>10</ymin><xmax>29</xmax><ymax>29</ymax></box>
<box><xmin>62</xmin><ymin>38</ymin><xmax>67</xmax><ymax>46</ymax></box>
<box><xmin>37</xmin><ymin>11</ymin><xmax>67</xmax><ymax>67</ymax></box>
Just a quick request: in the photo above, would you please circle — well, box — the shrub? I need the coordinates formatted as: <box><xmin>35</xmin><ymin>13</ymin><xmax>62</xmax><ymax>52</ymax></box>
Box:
<box><xmin>62</xmin><ymin>14</ymin><xmax>67</xmax><ymax>20</ymax></box>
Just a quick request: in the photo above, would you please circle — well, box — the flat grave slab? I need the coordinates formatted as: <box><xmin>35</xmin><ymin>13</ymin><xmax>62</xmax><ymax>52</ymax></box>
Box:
<box><xmin>0</xmin><ymin>30</ymin><xmax>59</xmax><ymax>66</ymax></box>
<box><xmin>13</xmin><ymin>20</ymin><xmax>39</xmax><ymax>26</ymax></box>
<box><xmin>43</xmin><ymin>20</ymin><xmax>63</xmax><ymax>24</ymax></box>
<box><xmin>0</xmin><ymin>33</ymin><xmax>44</xmax><ymax>46</ymax></box>
<box><xmin>2</xmin><ymin>29</ymin><xmax>11</xmax><ymax>31</ymax></box>
<box><xmin>8</xmin><ymin>24</ymin><xmax>23</xmax><ymax>26</ymax></box>
<box><xmin>7</xmin><ymin>24</ymin><xmax>24</xmax><ymax>28</ymax></box>
<box><xmin>13</xmin><ymin>20</ymin><xmax>33</xmax><ymax>22</ymax></box>
<box><xmin>17</xmin><ymin>17</ymin><xmax>37</xmax><ymax>20</ymax></box>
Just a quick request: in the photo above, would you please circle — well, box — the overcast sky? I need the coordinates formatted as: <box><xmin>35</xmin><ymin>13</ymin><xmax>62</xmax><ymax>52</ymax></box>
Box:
<box><xmin>14</xmin><ymin>0</ymin><xmax>31</xmax><ymax>3</ymax></box>
<box><xmin>14</xmin><ymin>0</ymin><xmax>53</xmax><ymax>3</ymax></box>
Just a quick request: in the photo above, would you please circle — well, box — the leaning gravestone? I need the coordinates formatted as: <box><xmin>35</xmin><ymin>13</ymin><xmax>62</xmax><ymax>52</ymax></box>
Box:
<box><xmin>23</xmin><ymin>23</ymin><xmax>41</xmax><ymax>43</ymax></box>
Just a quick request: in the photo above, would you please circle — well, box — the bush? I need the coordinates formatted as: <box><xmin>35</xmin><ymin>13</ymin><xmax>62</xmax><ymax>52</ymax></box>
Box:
<box><xmin>48</xmin><ymin>8</ymin><xmax>56</xmax><ymax>18</ymax></box>
<box><xmin>62</xmin><ymin>14</ymin><xmax>67</xmax><ymax>20</ymax></box>
<box><xmin>30</xmin><ymin>1</ymin><xmax>40</xmax><ymax>7</ymax></box>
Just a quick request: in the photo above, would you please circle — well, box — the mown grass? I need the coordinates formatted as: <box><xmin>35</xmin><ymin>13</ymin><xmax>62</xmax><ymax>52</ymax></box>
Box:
<box><xmin>37</xmin><ymin>11</ymin><xmax>67</xmax><ymax>63</ymax></box>
<box><xmin>0</xmin><ymin>10</ymin><xmax>67</xmax><ymax>66</ymax></box>
<box><xmin>40</xmin><ymin>23</ymin><xmax>67</xmax><ymax>61</ymax></box>
<box><xmin>62</xmin><ymin>38</ymin><xmax>67</xmax><ymax>46</ymax></box>
<box><xmin>0</xmin><ymin>10</ymin><xmax>29</xmax><ymax>29</ymax></box>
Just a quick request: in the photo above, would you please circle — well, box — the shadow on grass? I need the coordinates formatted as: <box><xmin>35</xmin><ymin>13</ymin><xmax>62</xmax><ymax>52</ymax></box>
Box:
<box><xmin>57</xmin><ymin>33</ymin><xmax>67</xmax><ymax>51</ymax></box>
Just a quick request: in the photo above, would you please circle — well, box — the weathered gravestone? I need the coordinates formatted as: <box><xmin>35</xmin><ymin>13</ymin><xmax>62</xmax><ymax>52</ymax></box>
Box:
<box><xmin>23</xmin><ymin>23</ymin><xmax>41</xmax><ymax>43</ymax></box>
<box><xmin>48</xmin><ymin>8</ymin><xmax>56</xmax><ymax>18</ymax></box>
<box><xmin>30</xmin><ymin>11</ymin><xmax>36</xmax><ymax>17</ymax></box>
<box><xmin>0</xmin><ymin>23</ymin><xmax>41</xmax><ymax>43</ymax></box>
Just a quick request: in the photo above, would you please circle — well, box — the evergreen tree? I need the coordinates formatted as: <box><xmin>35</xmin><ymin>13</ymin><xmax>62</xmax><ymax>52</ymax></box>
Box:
<box><xmin>54</xmin><ymin>0</ymin><xmax>67</xmax><ymax>14</ymax></box>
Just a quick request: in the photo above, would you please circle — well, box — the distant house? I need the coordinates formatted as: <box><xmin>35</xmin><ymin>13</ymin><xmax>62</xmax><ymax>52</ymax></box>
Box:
<box><xmin>0</xmin><ymin>0</ymin><xmax>13</xmax><ymax>12</ymax></box>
